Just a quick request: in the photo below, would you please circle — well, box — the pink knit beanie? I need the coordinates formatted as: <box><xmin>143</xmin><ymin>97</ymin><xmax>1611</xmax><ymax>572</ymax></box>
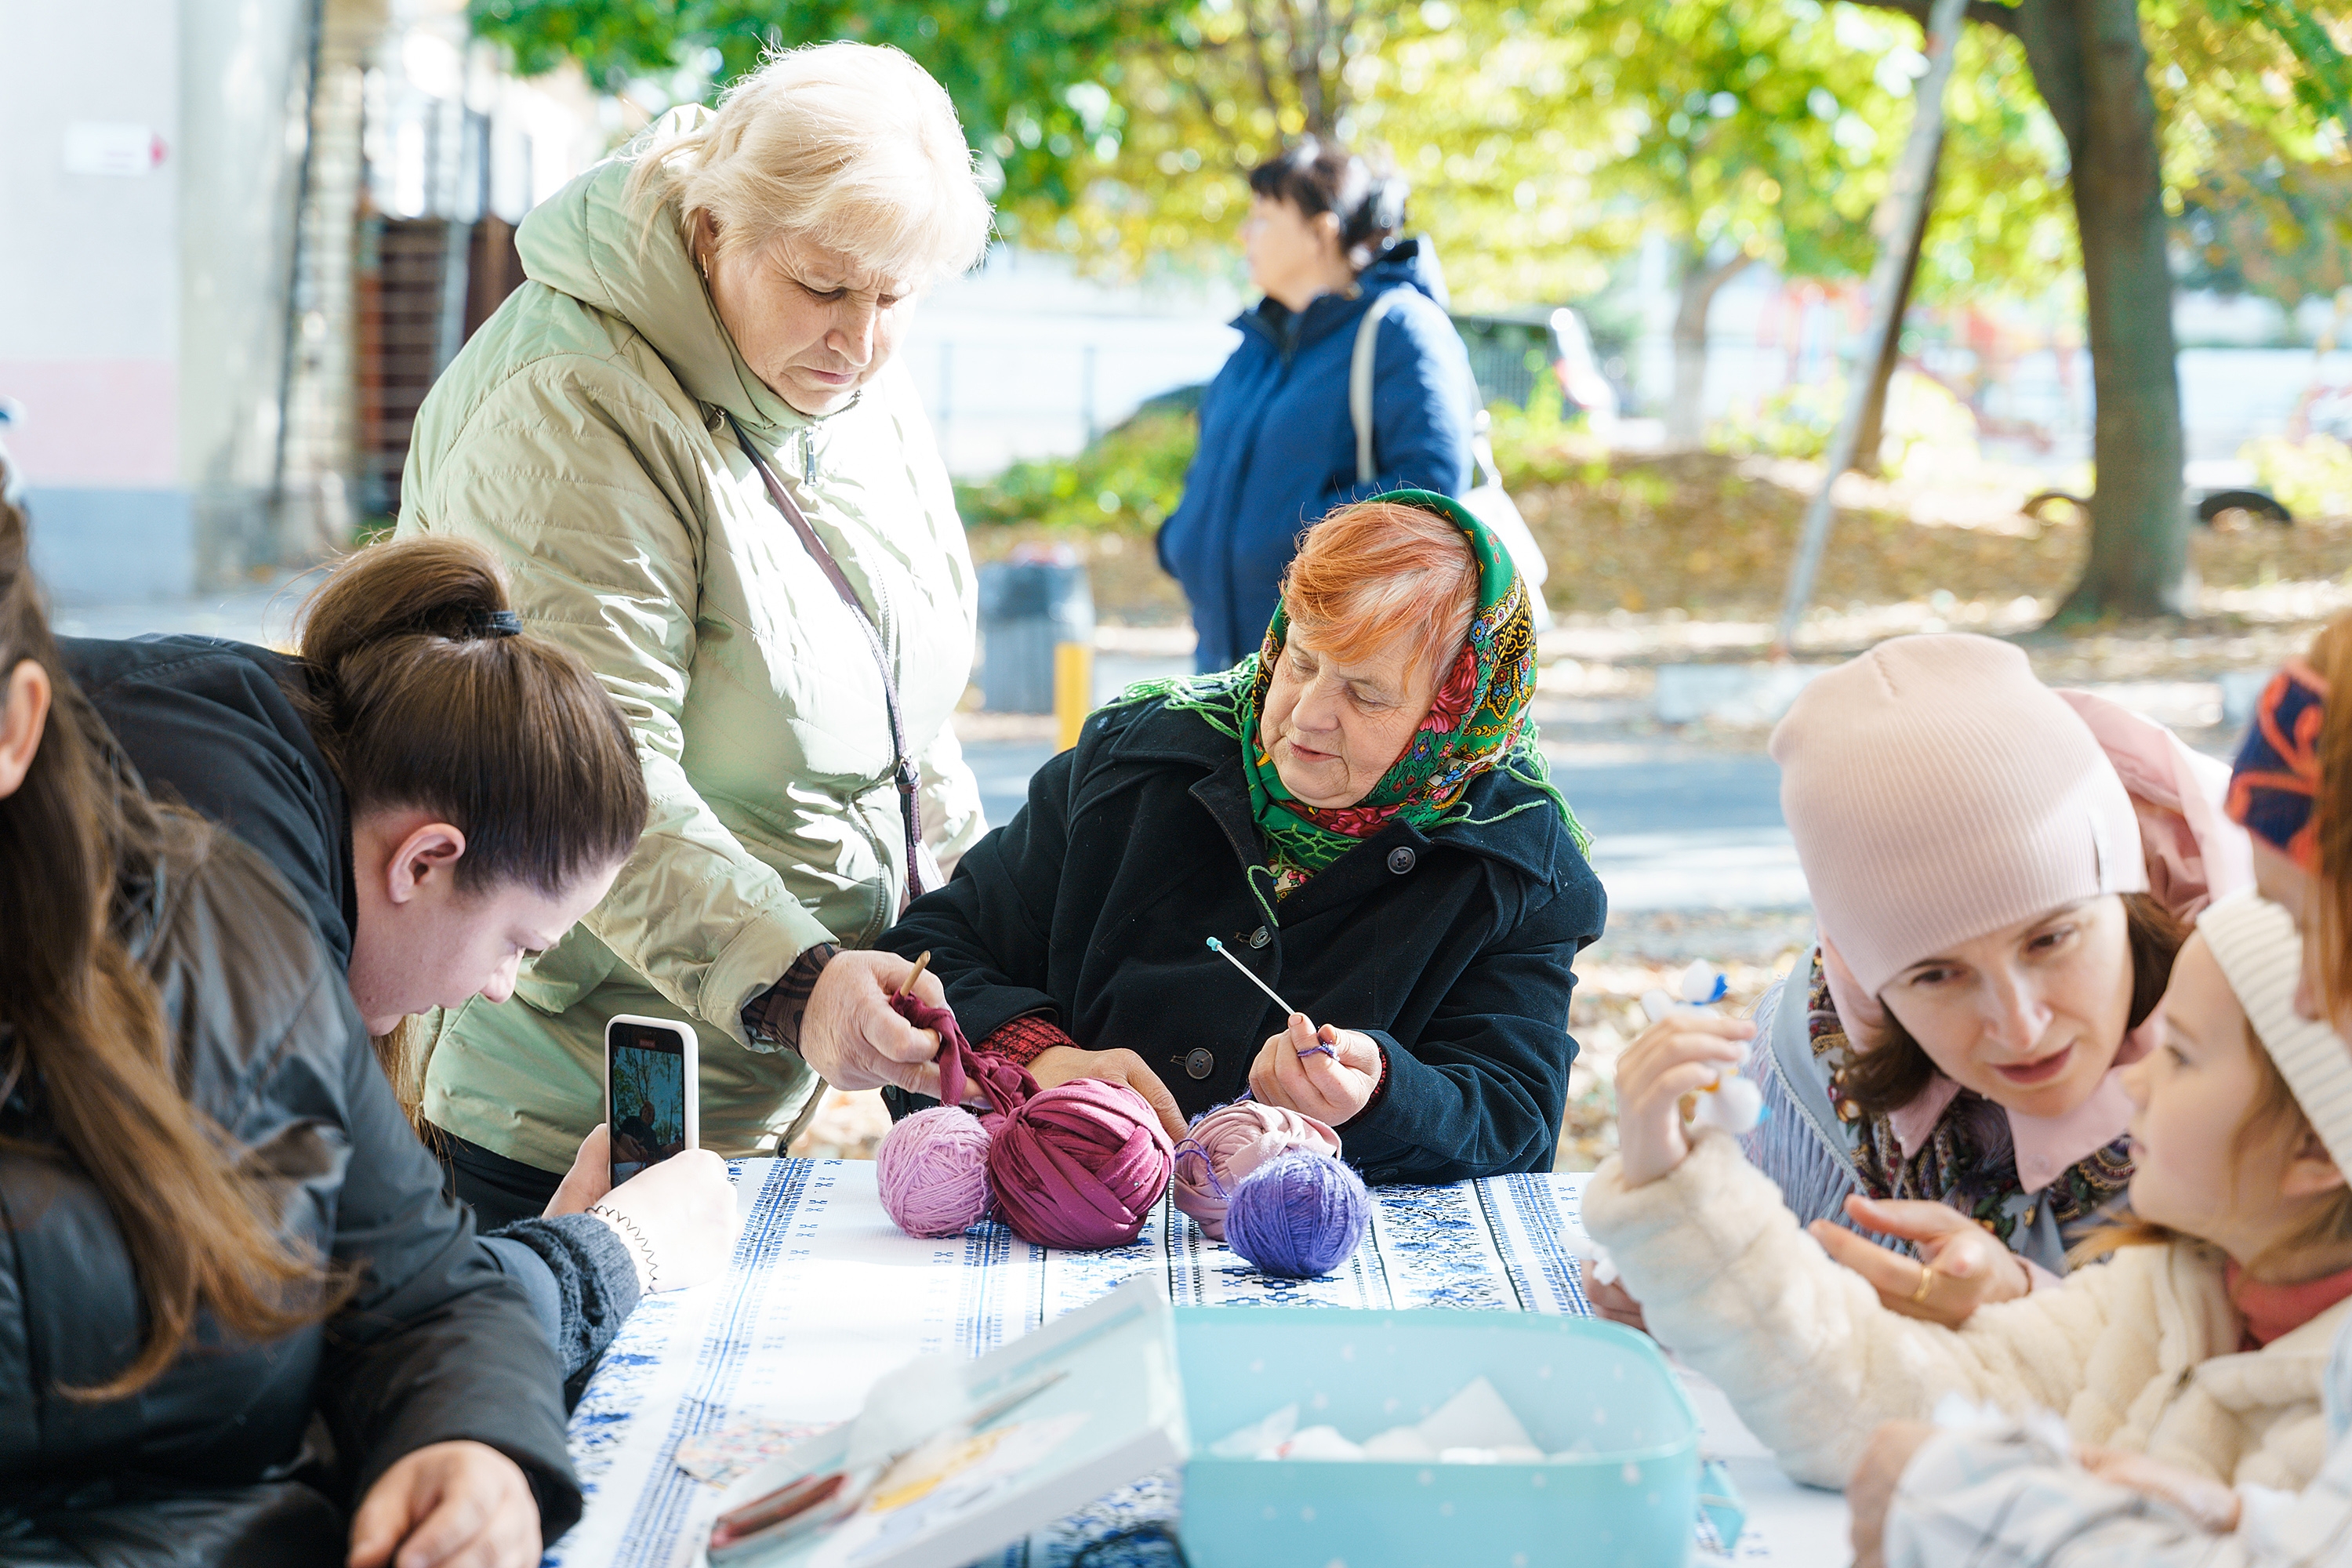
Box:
<box><xmin>1771</xmin><ymin>633</ymin><xmax>2147</xmax><ymax>1000</ymax></box>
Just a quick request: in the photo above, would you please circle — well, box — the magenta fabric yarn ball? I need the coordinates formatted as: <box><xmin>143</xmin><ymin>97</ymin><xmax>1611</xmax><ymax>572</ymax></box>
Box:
<box><xmin>987</xmin><ymin>1077</ymin><xmax>1175</xmax><ymax>1250</ymax></box>
<box><xmin>888</xmin><ymin>986</ymin><xmax>1174</xmax><ymax>1251</ymax></box>
<box><xmin>877</xmin><ymin>1106</ymin><xmax>993</xmax><ymax>1238</ymax></box>
<box><xmin>1172</xmin><ymin>1102</ymin><xmax>1342</xmax><ymax>1240</ymax></box>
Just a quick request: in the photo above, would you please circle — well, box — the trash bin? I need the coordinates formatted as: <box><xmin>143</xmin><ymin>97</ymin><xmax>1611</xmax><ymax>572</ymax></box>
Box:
<box><xmin>978</xmin><ymin>551</ymin><xmax>1094</xmax><ymax>713</ymax></box>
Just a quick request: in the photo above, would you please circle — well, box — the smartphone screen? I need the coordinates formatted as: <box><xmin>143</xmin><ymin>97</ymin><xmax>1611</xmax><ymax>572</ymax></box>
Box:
<box><xmin>608</xmin><ymin>1018</ymin><xmax>695</xmax><ymax>1185</ymax></box>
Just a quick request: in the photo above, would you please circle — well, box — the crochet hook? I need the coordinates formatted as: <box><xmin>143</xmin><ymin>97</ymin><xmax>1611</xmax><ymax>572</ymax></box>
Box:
<box><xmin>1205</xmin><ymin>936</ymin><xmax>1296</xmax><ymax>1014</ymax></box>
<box><xmin>898</xmin><ymin>949</ymin><xmax>931</xmax><ymax>998</ymax></box>
<box><xmin>1206</xmin><ymin>938</ymin><xmax>1336</xmax><ymax>1058</ymax></box>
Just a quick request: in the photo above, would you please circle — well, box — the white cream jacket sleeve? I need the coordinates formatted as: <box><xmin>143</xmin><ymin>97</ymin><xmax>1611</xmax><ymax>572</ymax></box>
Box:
<box><xmin>1581</xmin><ymin>1131</ymin><xmax>2161</xmax><ymax>1488</ymax></box>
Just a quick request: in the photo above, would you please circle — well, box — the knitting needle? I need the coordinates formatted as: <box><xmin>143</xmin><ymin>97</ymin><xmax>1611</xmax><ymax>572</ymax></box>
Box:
<box><xmin>1205</xmin><ymin>936</ymin><xmax>1296</xmax><ymax>1014</ymax></box>
<box><xmin>1205</xmin><ymin>937</ymin><xmax>1337</xmax><ymax>1058</ymax></box>
<box><xmin>897</xmin><ymin>950</ymin><xmax>931</xmax><ymax>998</ymax></box>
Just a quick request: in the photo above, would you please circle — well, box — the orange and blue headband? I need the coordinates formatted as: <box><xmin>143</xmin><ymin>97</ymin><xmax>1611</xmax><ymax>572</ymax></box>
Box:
<box><xmin>2227</xmin><ymin>660</ymin><xmax>2328</xmax><ymax>872</ymax></box>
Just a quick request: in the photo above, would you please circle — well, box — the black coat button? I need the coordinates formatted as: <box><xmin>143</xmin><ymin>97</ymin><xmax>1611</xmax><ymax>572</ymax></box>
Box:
<box><xmin>1249</xmin><ymin>925</ymin><xmax>1271</xmax><ymax>949</ymax></box>
<box><xmin>1183</xmin><ymin>1047</ymin><xmax>1215</xmax><ymax>1080</ymax></box>
<box><xmin>1386</xmin><ymin>846</ymin><xmax>1417</xmax><ymax>874</ymax></box>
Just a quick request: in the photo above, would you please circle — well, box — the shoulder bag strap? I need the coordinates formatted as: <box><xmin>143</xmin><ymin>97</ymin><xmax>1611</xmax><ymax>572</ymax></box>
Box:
<box><xmin>1349</xmin><ymin>291</ymin><xmax>1403</xmax><ymax>486</ymax></box>
<box><xmin>727</xmin><ymin>415</ymin><xmax>926</xmax><ymax>902</ymax></box>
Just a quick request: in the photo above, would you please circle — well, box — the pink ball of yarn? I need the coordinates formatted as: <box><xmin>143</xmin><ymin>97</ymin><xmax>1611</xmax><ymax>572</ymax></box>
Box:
<box><xmin>1173</xmin><ymin>1102</ymin><xmax>1342</xmax><ymax>1240</ymax></box>
<box><xmin>877</xmin><ymin>1106</ymin><xmax>993</xmax><ymax>1238</ymax></box>
<box><xmin>987</xmin><ymin>1077</ymin><xmax>1175</xmax><ymax>1250</ymax></box>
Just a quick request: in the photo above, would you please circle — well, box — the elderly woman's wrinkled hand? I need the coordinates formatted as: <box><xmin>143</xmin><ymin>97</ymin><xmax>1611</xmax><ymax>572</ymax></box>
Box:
<box><xmin>1027</xmin><ymin>1046</ymin><xmax>1189</xmax><ymax>1142</ymax></box>
<box><xmin>1250</xmin><ymin>1014</ymin><xmax>1381</xmax><ymax>1125</ymax></box>
<box><xmin>1807</xmin><ymin>1195</ymin><xmax>2032</xmax><ymax>1328</ymax></box>
<box><xmin>797</xmin><ymin>949</ymin><xmax>950</xmax><ymax>1095</ymax></box>
<box><xmin>1613</xmin><ymin>1010</ymin><xmax>1755</xmax><ymax>1189</ymax></box>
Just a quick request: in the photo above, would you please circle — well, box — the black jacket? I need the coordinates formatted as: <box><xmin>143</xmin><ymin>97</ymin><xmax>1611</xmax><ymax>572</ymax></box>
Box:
<box><xmin>880</xmin><ymin>699</ymin><xmax>1606</xmax><ymax>1183</ymax></box>
<box><xmin>0</xmin><ymin>812</ymin><xmax>582</xmax><ymax>1560</ymax></box>
<box><xmin>56</xmin><ymin>634</ymin><xmax>643</xmax><ymax>1385</ymax></box>
<box><xmin>59</xmin><ymin>636</ymin><xmax>355</xmax><ymax>971</ymax></box>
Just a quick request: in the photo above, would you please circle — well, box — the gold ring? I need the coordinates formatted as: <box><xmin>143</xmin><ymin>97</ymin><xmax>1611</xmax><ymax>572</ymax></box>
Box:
<box><xmin>1911</xmin><ymin>1261</ymin><xmax>1936</xmax><ymax>1305</ymax></box>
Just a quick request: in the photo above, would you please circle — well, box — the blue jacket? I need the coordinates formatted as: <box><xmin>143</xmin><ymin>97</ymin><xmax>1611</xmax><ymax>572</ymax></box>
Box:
<box><xmin>1158</xmin><ymin>240</ymin><xmax>1475</xmax><ymax>671</ymax></box>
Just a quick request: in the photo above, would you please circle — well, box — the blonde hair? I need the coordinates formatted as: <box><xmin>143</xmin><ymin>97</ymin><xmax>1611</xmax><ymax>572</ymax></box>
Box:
<box><xmin>625</xmin><ymin>42</ymin><xmax>992</xmax><ymax>284</ymax></box>
<box><xmin>2071</xmin><ymin>1014</ymin><xmax>2352</xmax><ymax>1272</ymax></box>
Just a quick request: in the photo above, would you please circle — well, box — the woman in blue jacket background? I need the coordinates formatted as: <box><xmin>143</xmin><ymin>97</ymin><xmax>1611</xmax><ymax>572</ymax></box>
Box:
<box><xmin>1159</xmin><ymin>139</ymin><xmax>1477</xmax><ymax>672</ymax></box>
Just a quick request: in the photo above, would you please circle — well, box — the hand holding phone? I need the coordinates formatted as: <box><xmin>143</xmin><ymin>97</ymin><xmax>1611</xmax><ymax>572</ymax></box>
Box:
<box><xmin>606</xmin><ymin>1015</ymin><xmax>699</xmax><ymax>1187</ymax></box>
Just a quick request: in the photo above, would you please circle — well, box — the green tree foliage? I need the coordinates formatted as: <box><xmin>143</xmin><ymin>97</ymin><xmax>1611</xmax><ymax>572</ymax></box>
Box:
<box><xmin>466</xmin><ymin>0</ymin><xmax>1178</xmax><ymax>212</ymax></box>
<box><xmin>473</xmin><ymin>0</ymin><xmax>2352</xmax><ymax>620</ymax></box>
<box><xmin>2154</xmin><ymin>5</ymin><xmax>2352</xmax><ymax>313</ymax></box>
<box><xmin>953</xmin><ymin>408</ymin><xmax>1196</xmax><ymax>536</ymax></box>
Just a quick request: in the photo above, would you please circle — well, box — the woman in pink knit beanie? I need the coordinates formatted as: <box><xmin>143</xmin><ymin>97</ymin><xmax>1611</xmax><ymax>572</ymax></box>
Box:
<box><xmin>1592</xmin><ymin>633</ymin><xmax>2250</xmax><ymax>1331</ymax></box>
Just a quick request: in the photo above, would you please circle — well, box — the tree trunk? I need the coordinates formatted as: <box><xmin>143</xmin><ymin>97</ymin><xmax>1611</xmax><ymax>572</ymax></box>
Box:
<box><xmin>1667</xmin><ymin>248</ymin><xmax>1752</xmax><ymax>447</ymax></box>
<box><xmin>2012</xmin><ymin>0</ymin><xmax>2187</xmax><ymax>620</ymax></box>
<box><xmin>1853</xmin><ymin>125</ymin><xmax>1944</xmax><ymax>477</ymax></box>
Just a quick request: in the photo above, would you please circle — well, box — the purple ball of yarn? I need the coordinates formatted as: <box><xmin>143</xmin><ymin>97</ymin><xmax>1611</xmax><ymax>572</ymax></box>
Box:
<box><xmin>877</xmin><ymin>1106</ymin><xmax>992</xmax><ymax>1238</ymax></box>
<box><xmin>1223</xmin><ymin>1150</ymin><xmax>1370</xmax><ymax>1279</ymax></box>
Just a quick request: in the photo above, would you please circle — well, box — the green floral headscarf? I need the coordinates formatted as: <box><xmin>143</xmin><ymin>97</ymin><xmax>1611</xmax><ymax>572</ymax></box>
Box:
<box><xmin>1120</xmin><ymin>489</ymin><xmax>1585</xmax><ymax>913</ymax></box>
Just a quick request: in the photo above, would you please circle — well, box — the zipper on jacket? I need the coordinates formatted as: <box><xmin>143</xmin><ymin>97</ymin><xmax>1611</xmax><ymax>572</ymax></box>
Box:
<box><xmin>800</xmin><ymin>428</ymin><xmax>816</xmax><ymax>485</ymax></box>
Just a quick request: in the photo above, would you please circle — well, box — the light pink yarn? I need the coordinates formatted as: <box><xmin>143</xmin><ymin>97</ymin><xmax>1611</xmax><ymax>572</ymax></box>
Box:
<box><xmin>877</xmin><ymin>1106</ymin><xmax>992</xmax><ymax>1238</ymax></box>
<box><xmin>1173</xmin><ymin>1102</ymin><xmax>1342</xmax><ymax>1240</ymax></box>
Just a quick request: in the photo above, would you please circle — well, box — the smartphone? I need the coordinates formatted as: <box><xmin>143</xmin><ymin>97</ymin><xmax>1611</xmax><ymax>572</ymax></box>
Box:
<box><xmin>605</xmin><ymin>1014</ymin><xmax>699</xmax><ymax>1187</ymax></box>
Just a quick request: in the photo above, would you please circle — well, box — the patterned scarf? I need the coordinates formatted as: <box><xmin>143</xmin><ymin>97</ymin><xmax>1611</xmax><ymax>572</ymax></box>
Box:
<box><xmin>1121</xmin><ymin>489</ymin><xmax>1584</xmax><ymax>909</ymax></box>
<box><xmin>2227</xmin><ymin>659</ymin><xmax>2328</xmax><ymax>871</ymax></box>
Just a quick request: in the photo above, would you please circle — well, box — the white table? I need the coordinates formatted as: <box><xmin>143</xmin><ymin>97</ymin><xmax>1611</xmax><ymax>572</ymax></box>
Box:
<box><xmin>553</xmin><ymin>1161</ymin><xmax>1850</xmax><ymax>1566</ymax></box>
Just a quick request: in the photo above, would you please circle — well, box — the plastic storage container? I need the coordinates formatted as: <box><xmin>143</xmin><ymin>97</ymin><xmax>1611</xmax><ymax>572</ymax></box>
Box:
<box><xmin>702</xmin><ymin>1282</ymin><xmax>1705</xmax><ymax>1568</ymax></box>
<box><xmin>1176</xmin><ymin>1308</ymin><xmax>1700</xmax><ymax>1568</ymax></box>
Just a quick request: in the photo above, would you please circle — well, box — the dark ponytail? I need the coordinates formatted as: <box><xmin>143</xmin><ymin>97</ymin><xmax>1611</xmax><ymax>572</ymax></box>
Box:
<box><xmin>296</xmin><ymin>536</ymin><xmax>648</xmax><ymax>897</ymax></box>
<box><xmin>0</xmin><ymin>479</ymin><xmax>337</xmax><ymax>1400</ymax></box>
<box><xmin>1248</xmin><ymin>136</ymin><xmax>1408</xmax><ymax>270</ymax></box>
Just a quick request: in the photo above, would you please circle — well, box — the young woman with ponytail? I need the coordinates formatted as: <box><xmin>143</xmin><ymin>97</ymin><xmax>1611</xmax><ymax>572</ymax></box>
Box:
<box><xmin>0</xmin><ymin>476</ymin><xmax>576</xmax><ymax>1565</ymax></box>
<box><xmin>56</xmin><ymin>529</ymin><xmax>741</xmax><ymax>1367</ymax></box>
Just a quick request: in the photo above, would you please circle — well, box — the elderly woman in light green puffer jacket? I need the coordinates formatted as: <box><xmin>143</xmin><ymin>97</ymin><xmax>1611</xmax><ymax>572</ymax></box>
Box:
<box><xmin>396</xmin><ymin>43</ymin><xmax>992</xmax><ymax>1227</ymax></box>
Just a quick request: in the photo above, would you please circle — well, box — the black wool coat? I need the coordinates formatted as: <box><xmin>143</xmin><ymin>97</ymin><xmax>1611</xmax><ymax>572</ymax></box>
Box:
<box><xmin>880</xmin><ymin>698</ymin><xmax>1606</xmax><ymax>1184</ymax></box>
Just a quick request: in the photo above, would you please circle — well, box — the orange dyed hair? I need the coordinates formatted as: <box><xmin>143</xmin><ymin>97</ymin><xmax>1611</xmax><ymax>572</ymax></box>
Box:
<box><xmin>1282</xmin><ymin>501</ymin><xmax>1479</xmax><ymax>681</ymax></box>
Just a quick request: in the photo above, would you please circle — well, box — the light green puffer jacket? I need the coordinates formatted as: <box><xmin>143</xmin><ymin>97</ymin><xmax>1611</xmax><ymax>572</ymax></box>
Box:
<box><xmin>394</xmin><ymin>132</ymin><xmax>984</xmax><ymax>1171</ymax></box>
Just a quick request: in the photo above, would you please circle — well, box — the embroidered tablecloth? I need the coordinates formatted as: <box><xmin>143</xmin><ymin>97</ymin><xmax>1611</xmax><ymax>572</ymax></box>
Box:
<box><xmin>551</xmin><ymin>1160</ymin><xmax>1826</xmax><ymax>1568</ymax></box>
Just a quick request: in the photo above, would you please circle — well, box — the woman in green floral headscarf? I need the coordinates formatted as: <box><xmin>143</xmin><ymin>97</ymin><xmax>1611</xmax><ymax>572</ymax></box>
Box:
<box><xmin>879</xmin><ymin>491</ymin><xmax>1605</xmax><ymax>1186</ymax></box>
<box><xmin>1142</xmin><ymin>488</ymin><xmax>1584</xmax><ymax>908</ymax></box>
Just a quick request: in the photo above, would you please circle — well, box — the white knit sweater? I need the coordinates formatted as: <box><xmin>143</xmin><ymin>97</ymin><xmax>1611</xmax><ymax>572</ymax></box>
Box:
<box><xmin>1581</xmin><ymin>1131</ymin><xmax>2351</xmax><ymax>1490</ymax></box>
